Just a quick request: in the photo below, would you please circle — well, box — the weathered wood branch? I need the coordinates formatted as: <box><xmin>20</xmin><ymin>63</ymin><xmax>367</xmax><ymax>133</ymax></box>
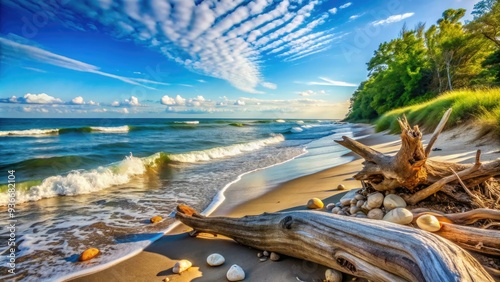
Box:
<box><xmin>411</xmin><ymin>208</ymin><xmax>500</xmax><ymax>225</ymax></box>
<box><xmin>335</xmin><ymin>109</ymin><xmax>500</xmax><ymax>204</ymax></box>
<box><xmin>434</xmin><ymin>222</ymin><xmax>500</xmax><ymax>256</ymax></box>
<box><xmin>175</xmin><ymin>204</ymin><xmax>493</xmax><ymax>282</ymax></box>
<box><xmin>424</xmin><ymin>108</ymin><xmax>452</xmax><ymax>157</ymax></box>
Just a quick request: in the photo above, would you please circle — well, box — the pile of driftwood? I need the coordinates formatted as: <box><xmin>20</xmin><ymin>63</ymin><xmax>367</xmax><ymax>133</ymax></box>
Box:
<box><xmin>175</xmin><ymin>109</ymin><xmax>500</xmax><ymax>282</ymax></box>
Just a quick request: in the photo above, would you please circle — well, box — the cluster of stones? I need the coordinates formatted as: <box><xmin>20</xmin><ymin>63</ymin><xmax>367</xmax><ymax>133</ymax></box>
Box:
<box><xmin>326</xmin><ymin>189</ymin><xmax>414</xmax><ymax>224</ymax></box>
<box><xmin>307</xmin><ymin>187</ymin><xmax>443</xmax><ymax>232</ymax></box>
<box><xmin>171</xmin><ymin>253</ymin><xmax>246</xmax><ymax>281</ymax></box>
<box><xmin>257</xmin><ymin>250</ymin><xmax>280</xmax><ymax>262</ymax></box>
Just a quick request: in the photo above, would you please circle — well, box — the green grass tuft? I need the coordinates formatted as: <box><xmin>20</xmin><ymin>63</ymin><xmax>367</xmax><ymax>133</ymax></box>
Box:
<box><xmin>375</xmin><ymin>88</ymin><xmax>500</xmax><ymax>138</ymax></box>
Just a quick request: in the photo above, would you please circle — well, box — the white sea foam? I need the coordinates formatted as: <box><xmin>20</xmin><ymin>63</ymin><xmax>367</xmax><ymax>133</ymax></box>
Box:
<box><xmin>174</xmin><ymin>121</ymin><xmax>199</xmax><ymax>124</ymax></box>
<box><xmin>90</xmin><ymin>126</ymin><xmax>129</xmax><ymax>133</ymax></box>
<box><xmin>169</xmin><ymin>134</ymin><xmax>285</xmax><ymax>163</ymax></box>
<box><xmin>275</xmin><ymin>119</ymin><xmax>286</xmax><ymax>123</ymax></box>
<box><xmin>296</xmin><ymin>120</ymin><xmax>304</xmax><ymax>124</ymax></box>
<box><xmin>0</xmin><ymin>155</ymin><xmax>145</xmax><ymax>205</ymax></box>
<box><xmin>0</xmin><ymin>128</ymin><xmax>59</xmax><ymax>136</ymax></box>
<box><xmin>291</xmin><ymin>127</ymin><xmax>304</xmax><ymax>133</ymax></box>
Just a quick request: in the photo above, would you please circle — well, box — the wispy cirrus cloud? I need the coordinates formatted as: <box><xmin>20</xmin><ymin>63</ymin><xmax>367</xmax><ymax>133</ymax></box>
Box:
<box><xmin>304</xmin><ymin>77</ymin><xmax>358</xmax><ymax>87</ymax></box>
<box><xmin>372</xmin><ymin>13</ymin><xmax>415</xmax><ymax>26</ymax></box>
<box><xmin>339</xmin><ymin>2</ymin><xmax>352</xmax><ymax>9</ymax></box>
<box><xmin>7</xmin><ymin>0</ymin><xmax>336</xmax><ymax>94</ymax></box>
<box><xmin>0</xmin><ymin>37</ymin><xmax>168</xmax><ymax>89</ymax></box>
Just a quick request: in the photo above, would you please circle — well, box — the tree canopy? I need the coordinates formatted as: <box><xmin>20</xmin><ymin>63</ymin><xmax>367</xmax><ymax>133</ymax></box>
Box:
<box><xmin>346</xmin><ymin>2</ymin><xmax>500</xmax><ymax>121</ymax></box>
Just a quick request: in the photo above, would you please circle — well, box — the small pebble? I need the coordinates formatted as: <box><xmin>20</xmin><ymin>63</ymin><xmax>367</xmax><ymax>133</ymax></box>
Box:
<box><xmin>263</xmin><ymin>251</ymin><xmax>269</xmax><ymax>257</ymax></box>
<box><xmin>307</xmin><ymin>198</ymin><xmax>324</xmax><ymax>209</ymax></box>
<box><xmin>259</xmin><ymin>257</ymin><xmax>268</xmax><ymax>262</ymax></box>
<box><xmin>172</xmin><ymin>259</ymin><xmax>192</xmax><ymax>274</ymax></box>
<box><xmin>257</xmin><ymin>252</ymin><xmax>263</xmax><ymax>258</ymax></box>
<box><xmin>79</xmin><ymin>248</ymin><xmax>100</xmax><ymax>261</ymax></box>
<box><xmin>337</xmin><ymin>184</ymin><xmax>346</xmax><ymax>190</ymax></box>
<box><xmin>326</xmin><ymin>203</ymin><xmax>336</xmax><ymax>211</ymax></box>
<box><xmin>150</xmin><ymin>215</ymin><xmax>163</xmax><ymax>223</ymax></box>
<box><xmin>226</xmin><ymin>264</ymin><xmax>245</xmax><ymax>281</ymax></box>
<box><xmin>270</xmin><ymin>252</ymin><xmax>280</xmax><ymax>261</ymax></box>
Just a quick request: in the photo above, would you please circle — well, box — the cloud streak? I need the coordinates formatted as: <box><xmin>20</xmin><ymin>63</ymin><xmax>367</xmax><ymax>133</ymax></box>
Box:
<box><xmin>0</xmin><ymin>37</ymin><xmax>167</xmax><ymax>89</ymax></box>
<box><xmin>8</xmin><ymin>0</ymin><xmax>335</xmax><ymax>93</ymax></box>
<box><xmin>372</xmin><ymin>13</ymin><xmax>415</xmax><ymax>26</ymax></box>
<box><xmin>306</xmin><ymin>77</ymin><xmax>358</xmax><ymax>87</ymax></box>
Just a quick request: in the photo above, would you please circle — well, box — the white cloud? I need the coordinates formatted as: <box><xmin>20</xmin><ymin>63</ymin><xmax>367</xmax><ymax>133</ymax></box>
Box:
<box><xmin>7</xmin><ymin>0</ymin><xmax>333</xmax><ymax>93</ymax></box>
<box><xmin>71</xmin><ymin>96</ymin><xmax>84</xmax><ymax>104</ymax></box>
<box><xmin>111</xmin><ymin>101</ymin><xmax>120</xmax><ymax>107</ymax></box>
<box><xmin>339</xmin><ymin>2</ymin><xmax>352</xmax><ymax>9</ymax></box>
<box><xmin>305</xmin><ymin>77</ymin><xmax>358</xmax><ymax>87</ymax></box>
<box><xmin>328</xmin><ymin>8</ymin><xmax>337</xmax><ymax>14</ymax></box>
<box><xmin>0</xmin><ymin>37</ymin><xmax>167</xmax><ymax>89</ymax></box>
<box><xmin>261</xmin><ymin>82</ymin><xmax>277</xmax><ymax>89</ymax></box>
<box><xmin>349</xmin><ymin>14</ymin><xmax>361</xmax><ymax>20</ymax></box>
<box><xmin>372</xmin><ymin>13</ymin><xmax>415</xmax><ymax>26</ymax></box>
<box><xmin>298</xmin><ymin>89</ymin><xmax>327</xmax><ymax>96</ymax></box>
<box><xmin>197</xmin><ymin>79</ymin><xmax>206</xmax><ymax>83</ymax></box>
<box><xmin>23</xmin><ymin>93</ymin><xmax>63</xmax><ymax>104</ymax></box>
<box><xmin>88</xmin><ymin>100</ymin><xmax>98</xmax><ymax>105</ymax></box>
<box><xmin>234</xmin><ymin>100</ymin><xmax>246</xmax><ymax>106</ymax></box>
<box><xmin>124</xmin><ymin>96</ymin><xmax>140</xmax><ymax>106</ymax></box>
<box><xmin>161</xmin><ymin>95</ymin><xmax>176</xmax><ymax>105</ymax></box>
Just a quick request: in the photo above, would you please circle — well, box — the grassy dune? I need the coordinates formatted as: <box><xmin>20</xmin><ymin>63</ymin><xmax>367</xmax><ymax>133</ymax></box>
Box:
<box><xmin>375</xmin><ymin>88</ymin><xmax>500</xmax><ymax>139</ymax></box>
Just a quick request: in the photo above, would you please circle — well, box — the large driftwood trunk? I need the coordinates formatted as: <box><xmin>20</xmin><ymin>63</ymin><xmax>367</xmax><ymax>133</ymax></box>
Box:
<box><xmin>175</xmin><ymin>205</ymin><xmax>494</xmax><ymax>282</ymax></box>
<box><xmin>335</xmin><ymin>109</ymin><xmax>500</xmax><ymax>205</ymax></box>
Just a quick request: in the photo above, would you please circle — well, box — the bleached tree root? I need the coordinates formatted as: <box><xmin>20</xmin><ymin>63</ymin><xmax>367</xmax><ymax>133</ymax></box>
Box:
<box><xmin>175</xmin><ymin>204</ymin><xmax>493</xmax><ymax>282</ymax></box>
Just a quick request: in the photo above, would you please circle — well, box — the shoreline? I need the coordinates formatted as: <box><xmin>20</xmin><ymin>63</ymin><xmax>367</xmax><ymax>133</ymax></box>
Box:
<box><xmin>68</xmin><ymin>123</ymin><xmax>499</xmax><ymax>282</ymax></box>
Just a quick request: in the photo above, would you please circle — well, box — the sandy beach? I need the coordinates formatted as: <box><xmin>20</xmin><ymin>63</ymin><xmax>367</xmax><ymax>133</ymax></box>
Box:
<box><xmin>69</xmin><ymin>124</ymin><xmax>499</xmax><ymax>282</ymax></box>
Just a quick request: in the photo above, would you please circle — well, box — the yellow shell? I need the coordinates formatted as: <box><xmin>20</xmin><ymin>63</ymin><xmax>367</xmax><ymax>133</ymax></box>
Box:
<box><xmin>307</xmin><ymin>198</ymin><xmax>324</xmax><ymax>209</ymax></box>
<box><xmin>416</xmin><ymin>214</ymin><xmax>442</xmax><ymax>232</ymax></box>
<box><xmin>150</xmin><ymin>215</ymin><xmax>163</xmax><ymax>223</ymax></box>
<box><xmin>79</xmin><ymin>248</ymin><xmax>100</xmax><ymax>261</ymax></box>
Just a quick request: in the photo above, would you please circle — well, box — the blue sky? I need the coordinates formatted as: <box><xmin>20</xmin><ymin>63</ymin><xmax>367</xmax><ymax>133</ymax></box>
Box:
<box><xmin>0</xmin><ymin>0</ymin><xmax>478</xmax><ymax>118</ymax></box>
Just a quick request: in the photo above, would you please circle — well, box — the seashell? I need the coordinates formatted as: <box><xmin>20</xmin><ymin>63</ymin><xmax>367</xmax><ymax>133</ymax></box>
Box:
<box><xmin>207</xmin><ymin>253</ymin><xmax>225</xmax><ymax>266</ymax></box>
<box><xmin>307</xmin><ymin>198</ymin><xmax>324</xmax><ymax>209</ymax></box>
<box><xmin>172</xmin><ymin>259</ymin><xmax>192</xmax><ymax>274</ymax></box>
<box><xmin>337</xmin><ymin>184</ymin><xmax>346</xmax><ymax>190</ymax></box>
<box><xmin>226</xmin><ymin>264</ymin><xmax>245</xmax><ymax>281</ymax></box>
<box><xmin>350</xmin><ymin>206</ymin><xmax>360</xmax><ymax>215</ymax></box>
<box><xmin>366</xmin><ymin>192</ymin><xmax>384</xmax><ymax>209</ymax></box>
<box><xmin>383</xmin><ymin>194</ymin><xmax>407</xmax><ymax>211</ymax></box>
<box><xmin>416</xmin><ymin>215</ymin><xmax>442</xmax><ymax>232</ymax></box>
<box><xmin>326</xmin><ymin>203</ymin><xmax>336</xmax><ymax>211</ymax></box>
<box><xmin>354</xmin><ymin>194</ymin><xmax>365</xmax><ymax>201</ymax></box>
<box><xmin>356</xmin><ymin>200</ymin><xmax>365</xmax><ymax>208</ymax></box>
<box><xmin>383</xmin><ymin>208</ymin><xmax>413</xmax><ymax>225</ymax></box>
<box><xmin>331</xmin><ymin>207</ymin><xmax>341</xmax><ymax>214</ymax></box>
<box><xmin>263</xmin><ymin>251</ymin><xmax>269</xmax><ymax>257</ymax></box>
<box><xmin>270</xmin><ymin>252</ymin><xmax>280</xmax><ymax>261</ymax></box>
<box><xmin>367</xmin><ymin>208</ymin><xmax>384</xmax><ymax>220</ymax></box>
<box><xmin>79</xmin><ymin>248</ymin><xmax>100</xmax><ymax>261</ymax></box>
<box><xmin>150</xmin><ymin>215</ymin><xmax>163</xmax><ymax>223</ymax></box>
<box><xmin>325</xmin><ymin>268</ymin><xmax>343</xmax><ymax>282</ymax></box>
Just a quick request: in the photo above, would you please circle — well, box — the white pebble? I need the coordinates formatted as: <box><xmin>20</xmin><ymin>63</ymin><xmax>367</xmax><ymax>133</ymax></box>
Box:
<box><xmin>172</xmin><ymin>259</ymin><xmax>192</xmax><ymax>274</ymax></box>
<box><xmin>226</xmin><ymin>264</ymin><xmax>245</xmax><ymax>281</ymax></box>
<box><xmin>207</xmin><ymin>253</ymin><xmax>225</xmax><ymax>266</ymax></box>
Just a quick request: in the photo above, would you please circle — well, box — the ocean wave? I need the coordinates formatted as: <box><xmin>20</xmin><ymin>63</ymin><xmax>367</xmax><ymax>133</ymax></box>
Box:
<box><xmin>167</xmin><ymin>134</ymin><xmax>285</xmax><ymax>163</ymax></box>
<box><xmin>290</xmin><ymin>127</ymin><xmax>304</xmax><ymax>133</ymax></box>
<box><xmin>0</xmin><ymin>135</ymin><xmax>285</xmax><ymax>205</ymax></box>
<box><xmin>0</xmin><ymin>128</ymin><xmax>59</xmax><ymax>136</ymax></box>
<box><xmin>0</xmin><ymin>154</ymin><xmax>145</xmax><ymax>205</ymax></box>
<box><xmin>275</xmin><ymin>119</ymin><xmax>286</xmax><ymax>123</ymax></box>
<box><xmin>174</xmin><ymin>121</ymin><xmax>199</xmax><ymax>124</ymax></box>
<box><xmin>89</xmin><ymin>126</ymin><xmax>129</xmax><ymax>133</ymax></box>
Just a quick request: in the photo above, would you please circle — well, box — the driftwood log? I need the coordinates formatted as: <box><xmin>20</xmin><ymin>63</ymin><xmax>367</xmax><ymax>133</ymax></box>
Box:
<box><xmin>175</xmin><ymin>204</ymin><xmax>494</xmax><ymax>282</ymax></box>
<box><xmin>334</xmin><ymin>109</ymin><xmax>500</xmax><ymax>205</ymax></box>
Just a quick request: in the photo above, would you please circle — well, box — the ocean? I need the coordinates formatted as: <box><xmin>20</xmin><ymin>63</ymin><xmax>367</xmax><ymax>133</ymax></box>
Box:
<box><xmin>0</xmin><ymin>118</ymin><xmax>362</xmax><ymax>281</ymax></box>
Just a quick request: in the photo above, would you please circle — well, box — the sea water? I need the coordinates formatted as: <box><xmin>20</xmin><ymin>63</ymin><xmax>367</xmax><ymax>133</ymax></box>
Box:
<box><xmin>0</xmin><ymin>118</ymin><xmax>360</xmax><ymax>281</ymax></box>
